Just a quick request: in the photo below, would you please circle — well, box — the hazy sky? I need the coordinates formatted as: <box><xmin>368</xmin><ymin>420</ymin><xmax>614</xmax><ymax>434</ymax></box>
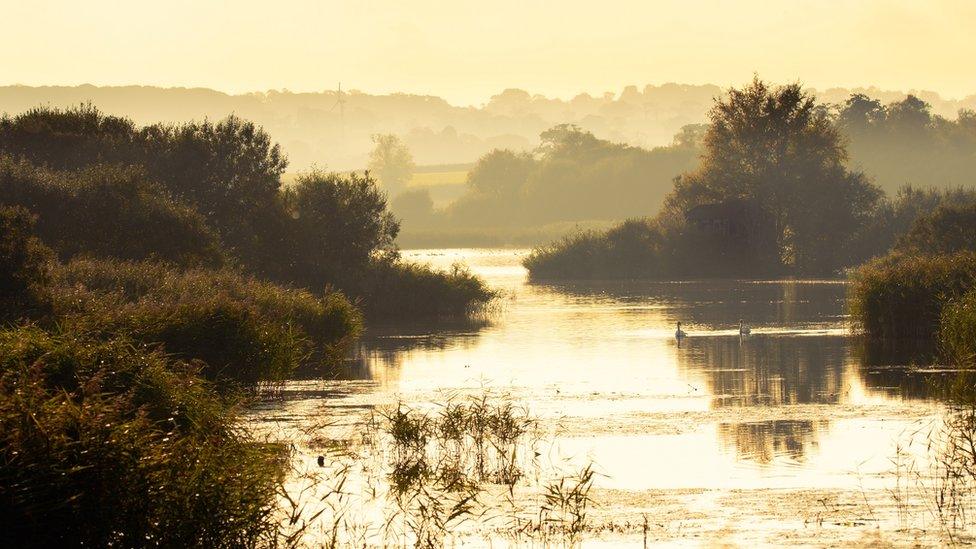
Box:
<box><xmin>2</xmin><ymin>0</ymin><xmax>974</xmax><ymax>105</ymax></box>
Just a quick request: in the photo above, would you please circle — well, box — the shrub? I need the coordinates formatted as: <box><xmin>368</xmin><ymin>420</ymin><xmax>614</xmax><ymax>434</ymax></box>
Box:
<box><xmin>0</xmin><ymin>155</ymin><xmax>223</xmax><ymax>266</ymax></box>
<box><xmin>897</xmin><ymin>202</ymin><xmax>976</xmax><ymax>256</ymax></box>
<box><xmin>281</xmin><ymin>170</ymin><xmax>399</xmax><ymax>287</ymax></box>
<box><xmin>52</xmin><ymin>258</ymin><xmax>362</xmax><ymax>384</ymax></box>
<box><xmin>0</xmin><ymin>106</ymin><xmax>285</xmax><ymax>272</ymax></box>
<box><xmin>848</xmin><ymin>251</ymin><xmax>976</xmax><ymax>340</ymax></box>
<box><xmin>0</xmin><ymin>325</ymin><xmax>284</xmax><ymax>547</ymax></box>
<box><xmin>0</xmin><ymin>205</ymin><xmax>53</xmax><ymax>322</ymax></box>
<box><xmin>355</xmin><ymin>258</ymin><xmax>496</xmax><ymax>318</ymax></box>
<box><xmin>524</xmin><ymin>220</ymin><xmax>663</xmax><ymax>280</ymax></box>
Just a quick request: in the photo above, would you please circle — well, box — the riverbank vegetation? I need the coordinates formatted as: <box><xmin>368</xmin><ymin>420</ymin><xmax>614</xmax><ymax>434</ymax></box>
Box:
<box><xmin>0</xmin><ymin>105</ymin><xmax>493</xmax><ymax>317</ymax></box>
<box><xmin>0</xmin><ymin>105</ymin><xmax>493</xmax><ymax>545</ymax></box>
<box><xmin>0</xmin><ymin>326</ymin><xmax>285</xmax><ymax>547</ymax></box>
<box><xmin>848</xmin><ymin>201</ymin><xmax>976</xmax><ymax>344</ymax></box>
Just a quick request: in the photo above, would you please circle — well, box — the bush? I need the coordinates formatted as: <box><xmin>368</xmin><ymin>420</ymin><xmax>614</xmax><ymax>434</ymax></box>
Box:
<box><xmin>0</xmin><ymin>325</ymin><xmax>284</xmax><ymax>547</ymax></box>
<box><xmin>0</xmin><ymin>205</ymin><xmax>53</xmax><ymax>322</ymax></box>
<box><xmin>281</xmin><ymin>170</ymin><xmax>399</xmax><ymax>287</ymax></box>
<box><xmin>897</xmin><ymin>202</ymin><xmax>976</xmax><ymax>255</ymax></box>
<box><xmin>0</xmin><ymin>155</ymin><xmax>223</xmax><ymax>266</ymax></box>
<box><xmin>0</xmin><ymin>106</ymin><xmax>286</xmax><ymax>272</ymax></box>
<box><xmin>849</xmin><ymin>251</ymin><xmax>976</xmax><ymax>340</ymax></box>
<box><xmin>52</xmin><ymin>258</ymin><xmax>362</xmax><ymax>384</ymax></box>
<box><xmin>524</xmin><ymin>220</ymin><xmax>664</xmax><ymax>280</ymax></box>
<box><xmin>355</xmin><ymin>258</ymin><xmax>496</xmax><ymax>318</ymax></box>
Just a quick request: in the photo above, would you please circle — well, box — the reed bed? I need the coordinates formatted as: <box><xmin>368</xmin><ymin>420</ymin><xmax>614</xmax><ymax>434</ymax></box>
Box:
<box><xmin>50</xmin><ymin>257</ymin><xmax>362</xmax><ymax>385</ymax></box>
<box><xmin>0</xmin><ymin>326</ymin><xmax>287</xmax><ymax>548</ymax></box>
<box><xmin>848</xmin><ymin>251</ymin><xmax>976</xmax><ymax>340</ymax></box>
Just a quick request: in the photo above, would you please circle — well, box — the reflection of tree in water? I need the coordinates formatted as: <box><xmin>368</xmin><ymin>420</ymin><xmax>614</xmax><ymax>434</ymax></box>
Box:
<box><xmin>532</xmin><ymin>279</ymin><xmax>848</xmax><ymax>334</ymax></box>
<box><xmin>718</xmin><ymin>420</ymin><xmax>828</xmax><ymax>464</ymax></box>
<box><xmin>342</xmin><ymin>316</ymin><xmax>491</xmax><ymax>379</ymax></box>
<box><xmin>854</xmin><ymin>337</ymin><xmax>944</xmax><ymax>400</ymax></box>
<box><xmin>679</xmin><ymin>335</ymin><xmax>850</xmax><ymax>406</ymax></box>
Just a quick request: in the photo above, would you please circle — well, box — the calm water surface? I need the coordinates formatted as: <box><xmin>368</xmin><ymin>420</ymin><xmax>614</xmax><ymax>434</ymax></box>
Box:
<box><xmin>252</xmin><ymin>248</ymin><xmax>950</xmax><ymax>546</ymax></box>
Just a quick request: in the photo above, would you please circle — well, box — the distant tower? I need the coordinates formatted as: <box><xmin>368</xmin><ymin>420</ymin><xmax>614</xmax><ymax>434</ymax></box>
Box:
<box><xmin>331</xmin><ymin>82</ymin><xmax>347</xmax><ymax>137</ymax></box>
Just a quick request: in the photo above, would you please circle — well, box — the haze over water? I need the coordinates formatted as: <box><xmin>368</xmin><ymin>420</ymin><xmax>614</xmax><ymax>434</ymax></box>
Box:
<box><xmin>254</xmin><ymin>248</ymin><xmax>947</xmax><ymax>545</ymax></box>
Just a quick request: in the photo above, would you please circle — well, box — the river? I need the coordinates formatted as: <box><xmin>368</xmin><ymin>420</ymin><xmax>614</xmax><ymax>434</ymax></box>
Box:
<box><xmin>250</xmin><ymin>248</ymin><xmax>953</xmax><ymax>546</ymax></box>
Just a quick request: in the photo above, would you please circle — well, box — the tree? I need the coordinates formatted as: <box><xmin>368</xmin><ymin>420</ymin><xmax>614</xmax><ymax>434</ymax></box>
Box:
<box><xmin>367</xmin><ymin>134</ymin><xmax>415</xmax><ymax>197</ymax></box>
<box><xmin>390</xmin><ymin>189</ymin><xmax>435</xmax><ymax>226</ymax></box>
<box><xmin>887</xmin><ymin>95</ymin><xmax>932</xmax><ymax>133</ymax></box>
<box><xmin>537</xmin><ymin>124</ymin><xmax>617</xmax><ymax>161</ymax></box>
<box><xmin>837</xmin><ymin>93</ymin><xmax>886</xmax><ymax>135</ymax></box>
<box><xmin>466</xmin><ymin>149</ymin><xmax>535</xmax><ymax>198</ymax></box>
<box><xmin>283</xmin><ymin>171</ymin><xmax>399</xmax><ymax>286</ymax></box>
<box><xmin>897</xmin><ymin>203</ymin><xmax>976</xmax><ymax>255</ymax></box>
<box><xmin>666</xmin><ymin>77</ymin><xmax>883</xmax><ymax>274</ymax></box>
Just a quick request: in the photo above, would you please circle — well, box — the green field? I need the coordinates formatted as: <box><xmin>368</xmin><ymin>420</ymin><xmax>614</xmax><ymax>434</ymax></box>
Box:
<box><xmin>408</xmin><ymin>169</ymin><xmax>468</xmax><ymax>188</ymax></box>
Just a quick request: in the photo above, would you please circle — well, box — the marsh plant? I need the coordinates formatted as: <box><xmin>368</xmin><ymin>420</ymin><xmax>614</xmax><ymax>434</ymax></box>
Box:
<box><xmin>271</xmin><ymin>391</ymin><xmax>597</xmax><ymax>548</ymax></box>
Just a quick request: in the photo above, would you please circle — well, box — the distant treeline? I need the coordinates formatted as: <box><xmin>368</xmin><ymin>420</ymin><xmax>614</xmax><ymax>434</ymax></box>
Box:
<box><xmin>523</xmin><ymin>78</ymin><xmax>976</xmax><ymax>280</ymax></box>
<box><xmin>393</xmin><ymin>123</ymin><xmax>702</xmax><ymax>234</ymax></box>
<box><xmin>3</xmin><ymin>83</ymin><xmax>972</xmax><ymax>171</ymax></box>
<box><xmin>392</xmin><ymin>90</ymin><xmax>976</xmax><ymax>246</ymax></box>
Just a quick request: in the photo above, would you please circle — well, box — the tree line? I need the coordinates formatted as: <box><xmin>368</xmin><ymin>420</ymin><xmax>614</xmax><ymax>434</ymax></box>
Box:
<box><xmin>524</xmin><ymin>78</ymin><xmax>976</xmax><ymax>279</ymax></box>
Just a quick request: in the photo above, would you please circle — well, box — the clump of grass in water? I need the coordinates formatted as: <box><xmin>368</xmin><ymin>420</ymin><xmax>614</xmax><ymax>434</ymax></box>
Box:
<box><xmin>275</xmin><ymin>390</ymin><xmax>596</xmax><ymax>547</ymax></box>
<box><xmin>372</xmin><ymin>394</ymin><xmax>539</xmax><ymax>547</ymax></box>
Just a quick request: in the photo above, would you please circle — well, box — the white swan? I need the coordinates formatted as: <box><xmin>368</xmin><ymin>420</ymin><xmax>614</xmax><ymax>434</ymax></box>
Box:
<box><xmin>675</xmin><ymin>322</ymin><xmax>687</xmax><ymax>339</ymax></box>
<box><xmin>739</xmin><ymin>320</ymin><xmax>751</xmax><ymax>335</ymax></box>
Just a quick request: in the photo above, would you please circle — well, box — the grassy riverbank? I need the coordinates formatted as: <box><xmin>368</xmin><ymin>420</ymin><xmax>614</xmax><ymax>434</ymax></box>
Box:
<box><xmin>0</xmin><ymin>106</ymin><xmax>495</xmax><ymax>545</ymax></box>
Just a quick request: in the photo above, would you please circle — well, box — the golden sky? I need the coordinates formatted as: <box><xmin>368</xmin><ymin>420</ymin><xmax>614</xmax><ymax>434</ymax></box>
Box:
<box><xmin>2</xmin><ymin>0</ymin><xmax>974</xmax><ymax>105</ymax></box>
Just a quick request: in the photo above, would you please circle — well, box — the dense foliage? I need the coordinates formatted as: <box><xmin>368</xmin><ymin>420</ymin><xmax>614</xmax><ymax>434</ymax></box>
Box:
<box><xmin>665</xmin><ymin>78</ymin><xmax>883</xmax><ymax>275</ymax></box>
<box><xmin>404</xmin><ymin>124</ymin><xmax>701</xmax><ymax>233</ymax></box>
<box><xmin>0</xmin><ymin>206</ymin><xmax>53</xmax><ymax>322</ymax></box>
<box><xmin>526</xmin><ymin>79</ymin><xmax>893</xmax><ymax>279</ymax></box>
<box><xmin>51</xmin><ymin>258</ymin><xmax>361</xmax><ymax>384</ymax></box>
<box><xmin>0</xmin><ymin>326</ymin><xmax>284</xmax><ymax>547</ymax></box>
<box><xmin>896</xmin><ymin>202</ymin><xmax>976</xmax><ymax>256</ymax></box>
<box><xmin>0</xmin><ymin>105</ymin><xmax>492</xmax><ymax>546</ymax></box>
<box><xmin>282</xmin><ymin>170</ymin><xmax>399</xmax><ymax>287</ymax></box>
<box><xmin>838</xmin><ymin>94</ymin><xmax>976</xmax><ymax>195</ymax></box>
<box><xmin>0</xmin><ymin>155</ymin><xmax>223</xmax><ymax>266</ymax></box>
<box><xmin>0</xmin><ymin>104</ymin><xmax>492</xmax><ymax>316</ymax></box>
<box><xmin>848</xmin><ymin>251</ymin><xmax>976</xmax><ymax>340</ymax></box>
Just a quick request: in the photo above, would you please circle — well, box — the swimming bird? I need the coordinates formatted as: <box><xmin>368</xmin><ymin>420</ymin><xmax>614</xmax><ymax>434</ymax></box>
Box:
<box><xmin>739</xmin><ymin>320</ymin><xmax>751</xmax><ymax>335</ymax></box>
<box><xmin>675</xmin><ymin>322</ymin><xmax>687</xmax><ymax>339</ymax></box>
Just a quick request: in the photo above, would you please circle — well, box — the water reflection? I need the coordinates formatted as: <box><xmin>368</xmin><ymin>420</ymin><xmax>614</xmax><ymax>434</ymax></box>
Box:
<box><xmin>262</xmin><ymin>249</ymin><xmax>944</xmax><ymax>511</ymax></box>
<box><xmin>675</xmin><ymin>334</ymin><xmax>850</xmax><ymax>406</ymax></box>
<box><xmin>718</xmin><ymin>420</ymin><xmax>828</xmax><ymax>464</ymax></box>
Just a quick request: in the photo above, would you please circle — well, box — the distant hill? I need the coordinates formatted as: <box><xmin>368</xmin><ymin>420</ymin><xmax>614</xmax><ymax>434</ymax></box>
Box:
<box><xmin>1</xmin><ymin>83</ymin><xmax>974</xmax><ymax>171</ymax></box>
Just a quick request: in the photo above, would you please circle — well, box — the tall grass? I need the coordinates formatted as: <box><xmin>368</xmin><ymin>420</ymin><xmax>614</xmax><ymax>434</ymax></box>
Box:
<box><xmin>51</xmin><ymin>257</ymin><xmax>362</xmax><ymax>384</ymax></box>
<box><xmin>274</xmin><ymin>391</ymin><xmax>596</xmax><ymax>547</ymax></box>
<box><xmin>357</xmin><ymin>259</ymin><xmax>496</xmax><ymax>319</ymax></box>
<box><xmin>0</xmin><ymin>325</ymin><xmax>286</xmax><ymax>547</ymax></box>
<box><xmin>524</xmin><ymin>220</ymin><xmax>663</xmax><ymax>280</ymax></box>
<box><xmin>848</xmin><ymin>251</ymin><xmax>976</xmax><ymax>340</ymax></box>
<box><xmin>941</xmin><ymin>289</ymin><xmax>976</xmax><ymax>366</ymax></box>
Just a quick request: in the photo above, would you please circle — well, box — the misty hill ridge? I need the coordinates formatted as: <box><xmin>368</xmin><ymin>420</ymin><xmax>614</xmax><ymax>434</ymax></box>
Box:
<box><xmin>2</xmin><ymin>83</ymin><xmax>974</xmax><ymax>170</ymax></box>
